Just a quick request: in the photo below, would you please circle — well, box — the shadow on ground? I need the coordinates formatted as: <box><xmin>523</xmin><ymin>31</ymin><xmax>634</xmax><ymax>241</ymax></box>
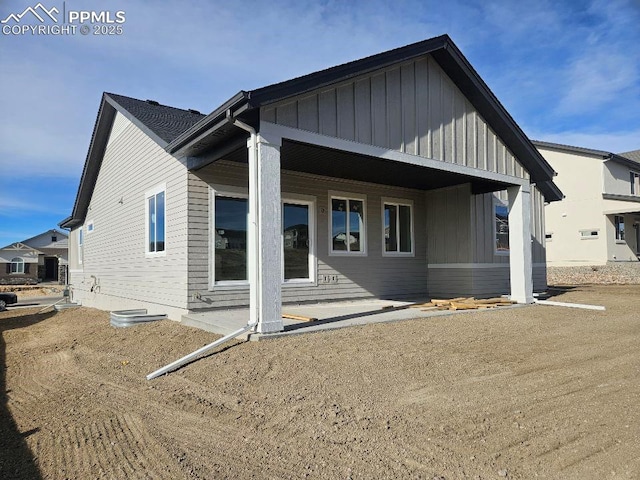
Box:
<box><xmin>0</xmin><ymin>310</ymin><xmax>55</xmax><ymax>479</ymax></box>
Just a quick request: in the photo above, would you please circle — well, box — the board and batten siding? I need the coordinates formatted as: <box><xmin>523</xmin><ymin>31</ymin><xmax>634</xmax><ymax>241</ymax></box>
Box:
<box><xmin>187</xmin><ymin>161</ymin><xmax>428</xmax><ymax>309</ymax></box>
<box><xmin>69</xmin><ymin>111</ymin><xmax>190</xmax><ymax>319</ymax></box>
<box><xmin>426</xmin><ymin>184</ymin><xmax>547</xmax><ymax>297</ymax></box>
<box><xmin>262</xmin><ymin>55</ymin><xmax>528</xmax><ymax>180</ymax></box>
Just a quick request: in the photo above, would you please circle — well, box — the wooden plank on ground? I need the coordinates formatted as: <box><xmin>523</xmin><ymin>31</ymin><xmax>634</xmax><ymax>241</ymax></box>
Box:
<box><xmin>282</xmin><ymin>313</ymin><xmax>319</xmax><ymax>322</ymax></box>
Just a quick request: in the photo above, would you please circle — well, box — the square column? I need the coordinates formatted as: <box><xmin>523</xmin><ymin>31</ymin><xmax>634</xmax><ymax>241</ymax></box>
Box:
<box><xmin>248</xmin><ymin>133</ymin><xmax>283</xmax><ymax>333</ymax></box>
<box><xmin>508</xmin><ymin>184</ymin><xmax>534</xmax><ymax>304</ymax></box>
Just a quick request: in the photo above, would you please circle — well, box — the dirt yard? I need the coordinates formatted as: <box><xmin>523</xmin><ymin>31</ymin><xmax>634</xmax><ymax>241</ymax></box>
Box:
<box><xmin>1</xmin><ymin>285</ymin><xmax>639</xmax><ymax>479</ymax></box>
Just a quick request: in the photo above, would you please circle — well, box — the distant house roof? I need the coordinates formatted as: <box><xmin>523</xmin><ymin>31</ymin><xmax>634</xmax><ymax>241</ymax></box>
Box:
<box><xmin>533</xmin><ymin>140</ymin><xmax>640</xmax><ymax>169</ymax></box>
<box><xmin>61</xmin><ymin>35</ymin><xmax>561</xmax><ymax>228</ymax></box>
<box><xmin>0</xmin><ymin>241</ymin><xmax>43</xmax><ymax>254</ymax></box>
<box><xmin>619</xmin><ymin>149</ymin><xmax>640</xmax><ymax>164</ymax></box>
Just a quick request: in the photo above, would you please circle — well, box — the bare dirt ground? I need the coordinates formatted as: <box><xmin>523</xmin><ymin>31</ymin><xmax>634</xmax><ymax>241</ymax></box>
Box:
<box><xmin>1</xmin><ymin>285</ymin><xmax>639</xmax><ymax>479</ymax></box>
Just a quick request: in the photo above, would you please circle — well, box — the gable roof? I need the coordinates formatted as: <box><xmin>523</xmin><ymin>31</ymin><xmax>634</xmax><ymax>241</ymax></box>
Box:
<box><xmin>534</xmin><ymin>140</ymin><xmax>640</xmax><ymax>169</ymax></box>
<box><xmin>166</xmin><ymin>34</ymin><xmax>559</xmax><ymax>200</ymax></box>
<box><xmin>60</xmin><ymin>94</ymin><xmax>205</xmax><ymax>228</ymax></box>
<box><xmin>619</xmin><ymin>149</ymin><xmax>640</xmax><ymax>164</ymax></box>
<box><xmin>1</xmin><ymin>229</ymin><xmax>67</xmax><ymax>251</ymax></box>
<box><xmin>0</xmin><ymin>241</ymin><xmax>43</xmax><ymax>254</ymax></box>
<box><xmin>61</xmin><ymin>35</ymin><xmax>562</xmax><ymax>229</ymax></box>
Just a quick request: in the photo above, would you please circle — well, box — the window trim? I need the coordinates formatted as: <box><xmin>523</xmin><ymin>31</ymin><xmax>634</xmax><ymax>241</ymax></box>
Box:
<box><xmin>145</xmin><ymin>184</ymin><xmax>167</xmax><ymax>257</ymax></box>
<box><xmin>78</xmin><ymin>227</ymin><xmax>83</xmax><ymax>265</ymax></box>
<box><xmin>381</xmin><ymin>197</ymin><xmax>415</xmax><ymax>257</ymax></box>
<box><xmin>10</xmin><ymin>257</ymin><xmax>24</xmax><ymax>274</ymax></box>
<box><xmin>328</xmin><ymin>191</ymin><xmax>367</xmax><ymax>257</ymax></box>
<box><xmin>210</xmin><ymin>186</ymin><xmax>250</xmax><ymax>288</ymax></box>
<box><xmin>614</xmin><ymin>215</ymin><xmax>625</xmax><ymax>243</ymax></box>
<box><xmin>282</xmin><ymin>194</ymin><xmax>317</xmax><ymax>286</ymax></box>
<box><xmin>210</xmin><ymin>186</ymin><xmax>318</xmax><ymax>290</ymax></box>
<box><xmin>86</xmin><ymin>220</ymin><xmax>94</xmax><ymax>234</ymax></box>
<box><xmin>493</xmin><ymin>196</ymin><xmax>510</xmax><ymax>256</ymax></box>
<box><xmin>579</xmin><ymin>229</ymin><xmax>599</xmax><ymax>240</ymax></box>
<box><xmin>631</xmin><ymin>171</ymin><xmax>640</xmax><ymax>196</ymax></box>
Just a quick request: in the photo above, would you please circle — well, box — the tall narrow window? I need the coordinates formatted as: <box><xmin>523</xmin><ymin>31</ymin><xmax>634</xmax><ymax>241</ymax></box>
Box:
<box><xmin>615</xmin><ymin>215</ymin><xmax>625</xmax><ymax>241</ymax></box>
<box><xmin>214</xmin><ymin>196</ymin><xmax>248</xmax><ymax>283</ymax></box>
<box><xmin>146</xmin><ymin>187</ymin><xmax>166</xmax><ymax>254</ymax></box>
<box><xmin>495</xmin><ymin>200</ymin><xmax>510</xmax><ymax>254</ymax></box>
<box><xmin>330</xmin><ymin>194</ymin><xmax>365</xmax><ymax>254</ymax></box>
<box><xmin>283</xmin><ymin>202</ymin><xmax>311</xmax><ymax>281</ymax></box>
<box><xmin>78</xmin><ymin>227</ymin><xmax>83</xmax><ymax>264</ymax></box>
<box><xmin>383</xmin><ymin>200</ymin><xmax>413</xmax><ymax>254</ymax></box>
<box><xmin>631</xmin><ymin>172</ymin><xmax>640</xmax><ymax>195</ymax></box>
<box><xmin>10</xmin><ymin>257</ymin><xmax>24</xmax><ymax>274</ymax></box>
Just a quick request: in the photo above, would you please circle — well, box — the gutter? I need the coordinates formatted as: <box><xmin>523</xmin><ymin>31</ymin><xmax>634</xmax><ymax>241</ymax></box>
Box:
<box><xmin>165</xmin><ymin>91</ymin><xmax>250</xmax><ymax>155</ymax></box>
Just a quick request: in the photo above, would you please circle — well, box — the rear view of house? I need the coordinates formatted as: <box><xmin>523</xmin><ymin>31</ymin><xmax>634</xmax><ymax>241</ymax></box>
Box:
<box><xmin>60</xmin><ymin>35</ymin><xmax>562</xmax><ymax>333</ymax></box>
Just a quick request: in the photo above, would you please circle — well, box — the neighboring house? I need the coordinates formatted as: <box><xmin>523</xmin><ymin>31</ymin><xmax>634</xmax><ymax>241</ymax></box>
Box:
<box><xmin>534</xmin><ymin>141</ymin><xmax>640</xmax><ymax>265</ymax></box>
<box><xmin>0</xmin><ymin>229</ymin><xmax>69</xmax><ymax>284</ymax></box>
<box><xmin>60</xmin><ymin>35</ymin><xmax>562</xmax><ymax>333</ymax></box>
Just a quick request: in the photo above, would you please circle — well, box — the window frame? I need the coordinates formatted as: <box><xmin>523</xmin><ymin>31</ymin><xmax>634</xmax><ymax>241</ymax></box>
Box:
<box><xmin>10</xmin><ymin>257</ymin><xmax>24</xmax><ymax>274</ymax></box>
<box><xmin>86</xmin><ymin>220</ymin><xmax>94</xmax><ymax>234</ymax></box>
<box><xmin>328</xmin><ymin>191</ymin><xmax>367</xmax><ymax>257</ymax></box>
<box><xmin>493</xmin><ymin>196</ymin><xmax>510</xmax><ymax>256</ymax></box>
<box><xmin>579</xmin><ymin>229</ymin><xmax>599</xmax><ymax>240</ymax></box>
<box><xmin>381</xmin><ymin>197</ymin><xmax>415</xmax><ymax>257</ymax></box>
<box><xmin>631</xmin><ymin>171</ymin><xmax>640</xmax><ymax>196</ymax></box>
<box><xmin>145</xmin><ymin>184</ymin><xmax>167</xmax><ymax>257</ymax></box>
<box><xmin>282</xmin><ymin>194</ymin><xmax>317</xmax><ymax>286</ymax></box>
<box><xmin>78</xmin><ymin>227</ymin><xmax>83</xmax><ymax>265</ymax></box>
<box><xmin>614</xmin><ymin>215</ymin><xmax>625</xmax><ymax>242</ymax></box>
<box><xmin>210</xmin><ymin>186</ymin><xmax>250</xmax><ymax>288</ymax></box>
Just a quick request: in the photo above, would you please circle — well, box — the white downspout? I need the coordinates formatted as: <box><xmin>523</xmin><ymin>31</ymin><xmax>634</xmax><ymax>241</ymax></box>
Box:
<box><xmin>146</xmin><ymin>112</ymin><xmax>261</xmax><ymax>380</ymax></box>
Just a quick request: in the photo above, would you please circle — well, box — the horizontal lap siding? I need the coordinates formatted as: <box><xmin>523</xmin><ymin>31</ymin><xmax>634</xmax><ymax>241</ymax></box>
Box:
<box><xmin>187</xmin><ymin>161</ymin><xmax>428</xmax><ymax>309</ymax></box>
<box><xmin>262</xmin><ymin>55</ymin><xmax>527</xmax><ymax>180</ymax></box>
<box><xmin>71</xmin><ymin>112</ymin><xmax>189</xmax><ymax>315</ymax></box>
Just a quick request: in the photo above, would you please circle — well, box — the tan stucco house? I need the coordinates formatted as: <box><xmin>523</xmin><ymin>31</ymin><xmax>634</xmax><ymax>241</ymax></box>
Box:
<box><xmin>0</xmin><ymin>229</ymin><xmax>69</xmax><ymax>284</ymax></box>
<box><xmin>60</xmin><ymin>35</ymin><xmax>562</xmax><ymax>333</ymax></box>
<box><xmin>534</xmin><ymin>141</ymin><xmax>640</xmax><ymax>266</ymax></box>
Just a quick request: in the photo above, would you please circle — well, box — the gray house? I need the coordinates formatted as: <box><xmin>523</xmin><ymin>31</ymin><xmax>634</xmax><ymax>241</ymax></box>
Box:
<box><xmin>60</xmin><ymin>35</ymin><xmax>561</xmax><ymax>333</ymax></box>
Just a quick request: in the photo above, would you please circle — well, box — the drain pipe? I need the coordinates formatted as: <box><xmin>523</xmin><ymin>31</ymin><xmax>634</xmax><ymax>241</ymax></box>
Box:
<box><xmin>146</xmin><ymin>112</ymin><xmax>260</xmax><ymax>380</ymax></box>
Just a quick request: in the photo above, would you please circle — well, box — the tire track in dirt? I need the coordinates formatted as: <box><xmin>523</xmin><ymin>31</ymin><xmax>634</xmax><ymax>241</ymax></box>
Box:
<box><xmin>41</xmin><ymin>413</ymin><xmax>184</xmax><ymax>479</ymax></box>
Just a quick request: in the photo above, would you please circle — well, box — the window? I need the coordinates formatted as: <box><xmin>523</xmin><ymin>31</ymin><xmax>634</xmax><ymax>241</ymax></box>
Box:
<box><xmin>51</xmin><ymin>235</ymin><xmax>57</xmax><ymax>242</ymax></box>
<box><xmin>580</xmin><ymin>229</ymin><xmax>599</xmax><ymax>239</ymax></box>
<box><xmin>146</xmin><ymin>186</ymin><xmax>166</xmax><ymax>254</ymax></box>
<box><xmin>10</xmin><ymin>257</ymin><xmax>24</xmax><ymax>274</ymax></box>
<box><xmin>283</xmin><ymin>199</ymin><xmax>314</xmax><ymax>282</ymax></box>
<box><xmin>383</xmin><ymin>199</ymin><xmax>413</xmax><ymax>255</ymax></box>
<box><xmin>87</xmin><ymin>221</ymin><xmax>94</xmax><ymax>233</ymax></box>
<box><xmin>631</xmin><ymin>172</ymin><xmax>640</xmax><ymax>195</ymax></box>
<box><xmin>615</xmin><ymin>216</ymin><xmax>625</xmax><ymax>241</ymax></box>
<box><xmin>78</xmin><ymin>227</ymin><xmax>83</xmax><ymax>264</ymax></box>
<box><xmin>494</xmin><ymin>199</ymin><xmax>509</xmax><ymax>254</ymax></box>
<box><xmin>330</xmin><ymin>193</ymin><xmax>366</xmax><ymax>255</ymax></box>
<box><xmin>545</xmin><ymin>233</ymin><xmax>553</xmax><ymax>242</ymax></box>
<box><xmin>214</xmin><ymin>195</ymin><xmax>248</xmax><ymax>284</ymax></box>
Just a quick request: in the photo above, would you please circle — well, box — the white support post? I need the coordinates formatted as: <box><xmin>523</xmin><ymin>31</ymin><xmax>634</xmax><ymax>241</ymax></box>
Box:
<box><xmin>248</xmin><ymin>133</ymin><xmax>283</xmax><ymax>333</ymax></box>
<box><xmin>507</xmin><ymin>184</ymin><xmax>534</xmax><ymax>304</ymax></box>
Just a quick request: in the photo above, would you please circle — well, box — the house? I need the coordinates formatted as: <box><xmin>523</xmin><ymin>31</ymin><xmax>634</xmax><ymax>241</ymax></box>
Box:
<box><xmin>0</xmin><ymin>229</ymin><xmax>69</xmax><ymax>284</ymax></box>
<box><xmin>534</xmin><ymin>141</ymin><xmax>640</xmax><ymax>265</ymax></box>
<box><xmin>60</xmin><ymin>35</ymin><xmax>562</xmax><ymax>334</ymax></box>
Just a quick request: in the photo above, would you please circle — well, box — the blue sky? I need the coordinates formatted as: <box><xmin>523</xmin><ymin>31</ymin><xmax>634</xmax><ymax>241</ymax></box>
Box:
<box><xmin>1</xmin><ymin>0</ymin><xmax>639</xmax><ymax>247</ymax></box>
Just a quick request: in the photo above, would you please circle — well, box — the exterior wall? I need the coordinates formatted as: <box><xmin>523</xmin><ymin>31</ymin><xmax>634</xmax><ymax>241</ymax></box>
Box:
<box><xmin>187</xmin><ymin>161</ymin><xmax>428</xmax><ymax>309</ymax></box>
<box><xmin>23</xmin><ymin>230</ymin><xmax>68</xmax><ymax>251</ymax></box>
<box><xmin>262</xmin><ymin>55</ymin><xmax>528</xmax><ymax>180</ymax></box>
<box><xmin>606</xmin><ymin>213</ymin><xmax>640</xmax><ymax>262</ymax></box>
<box><xmin>68</xmin><ymin>112</ymin><xmax>190</xmax><ymax>320</ymax></box>
<box><xmin>603</xmin><ymin>160</ymin><xmax>639</xmax><ymax>196</ymax></box>
<box><xmin>538</xmin><ymin>147</ymin><xmax>608</xmax><ymax>265</ymax></box>
<box><xmin>426</xmin><ymin>184</ymin><xmax>547</xmax><ymax>297</ymax></box>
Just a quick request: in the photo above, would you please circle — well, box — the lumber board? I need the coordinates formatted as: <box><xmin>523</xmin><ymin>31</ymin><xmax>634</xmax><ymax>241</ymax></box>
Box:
<box><xmin>282</xmin><ymin>313</ymin><xmax>319</xmax><ymax>322</ymax></box>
